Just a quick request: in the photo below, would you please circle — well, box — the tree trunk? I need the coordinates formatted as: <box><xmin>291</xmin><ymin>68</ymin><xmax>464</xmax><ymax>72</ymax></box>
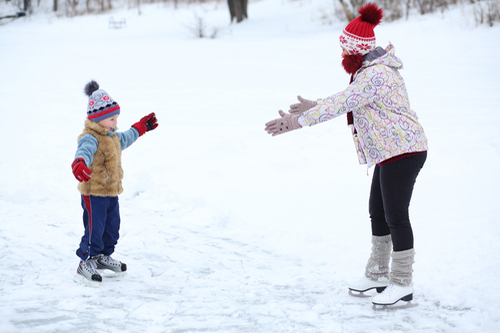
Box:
<box><xmin>228</xmin><ymin>0</ymin><xmax>248</xmax><ymax>23</ymax></box>
<box><xmin>23</xmin><ymin>0</ymin><xmax>31</xmax><ymax>12</ymax></box>
<box><xmin>242</xmin><ymin>0</ymin><xmax>248</xmax><ymax>19</ymax></box>
<box><xmin>228</xmin><ymin>0</ymin><xmax>235</xmax><ymax>22</ymax></box>
<box><xmin>234</xmin><ymin>0</ymin><xmax>243</xmax><ymax>22</ymax></box>
<box><xmin>338</xmin><ymin>0</ymin><xmax>354</xmax><ymax>21</ymax></box>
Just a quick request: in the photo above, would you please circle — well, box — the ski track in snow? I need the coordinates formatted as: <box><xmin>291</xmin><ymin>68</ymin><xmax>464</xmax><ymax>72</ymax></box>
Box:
<box><xmin>1</xmin><ymin>0</ymin><xmax>500</xmax><ymax>332</ymax></box>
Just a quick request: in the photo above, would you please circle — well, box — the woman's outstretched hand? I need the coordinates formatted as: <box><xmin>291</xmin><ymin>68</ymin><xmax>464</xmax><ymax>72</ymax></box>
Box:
<box><xmin>288</xmin><ymin>95</ymin><xmax>317</xmax><ymax>115</ymax></box>
<box><xmin>265</xmin><ymin>110</ymin><xmax>302</xmax><ymax>137</ymax></box>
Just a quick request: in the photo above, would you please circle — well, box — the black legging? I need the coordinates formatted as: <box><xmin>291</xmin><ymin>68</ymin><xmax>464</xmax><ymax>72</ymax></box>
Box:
<box><xmin>369</xmin><ymin>152</ymin><xmax>427</xmax><ymax>251</ymax></box>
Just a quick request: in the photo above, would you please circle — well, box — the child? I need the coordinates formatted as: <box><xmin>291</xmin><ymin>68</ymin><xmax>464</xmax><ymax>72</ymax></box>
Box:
<box><xmin>71</xmin><ymin>80</ymin><xmax>158</xmax><ymax>286</ymax></box>
<box><xmin>265</xmin><ymin>4</ymin><xmax>428</xmax><ymax>306</ymax></box>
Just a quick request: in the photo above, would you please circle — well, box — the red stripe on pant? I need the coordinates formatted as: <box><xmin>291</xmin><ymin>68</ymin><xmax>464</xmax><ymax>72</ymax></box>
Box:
<box><xmin>83</xmin><ymin>195</ymin><xmax>92</xmax><ymax>248</ymax></box>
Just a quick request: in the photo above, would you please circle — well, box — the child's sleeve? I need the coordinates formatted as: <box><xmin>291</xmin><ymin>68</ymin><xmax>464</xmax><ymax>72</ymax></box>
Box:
<box><xmin>117</xmin><ymin>127</ymin><xmax>140</xmax><ymax>151</ymax></box>
<box><xmin>75</xmin><ymin>134</ymin><xmax>98</xmax><ymax>166</ymax></box>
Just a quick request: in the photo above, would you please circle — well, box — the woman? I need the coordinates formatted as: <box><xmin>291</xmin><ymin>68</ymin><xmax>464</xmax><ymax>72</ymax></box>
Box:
<box><xmin>264</xmin><ymin>3</ymin><xmax>428</xmax><ymax>306</ymax></box>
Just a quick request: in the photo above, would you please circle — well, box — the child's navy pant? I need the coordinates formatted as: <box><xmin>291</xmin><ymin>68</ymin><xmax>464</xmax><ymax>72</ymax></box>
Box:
<box><xmin>369</xmin><ymin>152</ymin><xmax>427</xmax><ymax>252</ymax></box>
<box><xmin>76</xmin><ymin>195</ymin><xmax>121</xmax><ymax>261</ymax></box>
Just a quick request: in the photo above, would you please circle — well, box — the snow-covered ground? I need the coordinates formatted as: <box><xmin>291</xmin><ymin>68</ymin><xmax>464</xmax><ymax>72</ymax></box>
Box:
<box><xmin>1</xmin><ymin>1</ymin><xmax>500</xmax><ymax>332</ymax></box>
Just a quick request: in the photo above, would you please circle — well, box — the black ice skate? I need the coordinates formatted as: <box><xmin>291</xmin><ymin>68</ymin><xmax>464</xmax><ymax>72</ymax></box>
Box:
<box><xmin>96</xmin><ymin>255</ymin><xmax>127</xmax><ymax>277</ymax></box>
<box><xmin>76</xmin><ymin>257</ymin><xmax>102</xmax><ymax>287</ymax></box>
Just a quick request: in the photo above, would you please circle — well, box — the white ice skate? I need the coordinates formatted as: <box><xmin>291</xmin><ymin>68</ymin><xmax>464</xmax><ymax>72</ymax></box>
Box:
<box><xmin>348</xmin><ymin>277</ymin><xmax>388</xmax><ymax>297</ymax></box>
<box><xmin>76</xmin><ymin>257</ymin><xmax>102</xmax><ymax>287</ymax></box>
<box><xmin>95</xmin><ymin>255</ymin><xmax>127</xmax><ymax>278</ymax></box>
<box><xmin>371</xmin><ymin>283</ymin><xmax>417</xmax><ymax>310</ymax></box>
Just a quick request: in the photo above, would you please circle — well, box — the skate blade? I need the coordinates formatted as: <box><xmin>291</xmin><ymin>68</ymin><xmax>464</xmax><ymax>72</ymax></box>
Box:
<box><xmin>349</xmin><ymin>285</ymin><xmax>386</xmax><ymax>298</ymax></box>
<box><xmin>97</xmin><ymin>268</ymin><xmax>127</xmax><ymax>278</ymax></box>
<box><xmin>372</xmin><ymin>301</ymin><xmax>418</xmax><ymax>311</ymax></box>
<box><xmin>348</xmin><ymin>289</ymin><xmax>372</xmax><ymax>298</ymax></box>
<box><xmin>75</xmin><ymin>273</ymin><xmax>101</xmax><ymax>288</ymax></box>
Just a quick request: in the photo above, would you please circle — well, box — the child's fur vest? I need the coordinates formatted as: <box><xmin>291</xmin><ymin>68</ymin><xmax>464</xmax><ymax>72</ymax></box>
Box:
<box><xmin>77</xmin><ymin>119</ymin><xmax>124</xmax><ymax>197</ymax></box>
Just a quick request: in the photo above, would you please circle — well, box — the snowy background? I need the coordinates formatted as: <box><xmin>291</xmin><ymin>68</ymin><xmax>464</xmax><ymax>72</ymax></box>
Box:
<box><xmin>1</xmin><ymin>0</ymin><xmax>500</xmax><ymax>332</ymax></box>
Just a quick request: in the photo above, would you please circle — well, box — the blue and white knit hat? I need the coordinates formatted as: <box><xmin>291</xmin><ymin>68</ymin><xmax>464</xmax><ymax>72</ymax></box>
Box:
<box><xmin>84</xmin><ymin>80</ymin><xmax>120</xmax><ymax>122</ymax></box>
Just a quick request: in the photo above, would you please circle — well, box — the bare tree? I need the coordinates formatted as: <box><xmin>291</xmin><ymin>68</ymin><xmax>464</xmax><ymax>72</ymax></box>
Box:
<box><xmin>228</xmin><ymin>0</ymin><xmax>248</xmax><ymax>23</ymax></box>
<box><xmin>338</xmin><ymin>0</ymin><xmax>355</xmax><ymax>21</ymax></box>
<box><xmin>23</xmin><ymin>0</ymin><xmax>31</xmax><ymax>12</ymax></box>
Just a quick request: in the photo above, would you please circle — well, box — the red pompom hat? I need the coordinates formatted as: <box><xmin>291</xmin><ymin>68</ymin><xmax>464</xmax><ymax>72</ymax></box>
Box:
<box><xmin>339</xmin><ymin>3</ymin><xmax>383</xmax><ymax>56</ymax></box>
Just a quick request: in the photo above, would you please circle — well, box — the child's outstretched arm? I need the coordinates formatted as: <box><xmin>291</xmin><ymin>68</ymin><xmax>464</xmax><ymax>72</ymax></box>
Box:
<box><xmin>119</xmin><ymin>113</ymin><xmax>159</xmax><ymax>150</ymax></box>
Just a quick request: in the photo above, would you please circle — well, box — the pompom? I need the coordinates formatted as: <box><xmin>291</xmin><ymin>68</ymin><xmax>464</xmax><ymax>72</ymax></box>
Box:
<box><xmin>84</xmin><ymin>80</ymin><xmax>99</xmax><ymax>97</ymax></box>
<box><xmin>342</xmin><ymin>53</ymin><xmax>364</xmax><ymax>75</ymax></box>
<box><xmin>359</xmin><ymin>3</ymin><xmax>383</xmax><ymax>26</ymax></box>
